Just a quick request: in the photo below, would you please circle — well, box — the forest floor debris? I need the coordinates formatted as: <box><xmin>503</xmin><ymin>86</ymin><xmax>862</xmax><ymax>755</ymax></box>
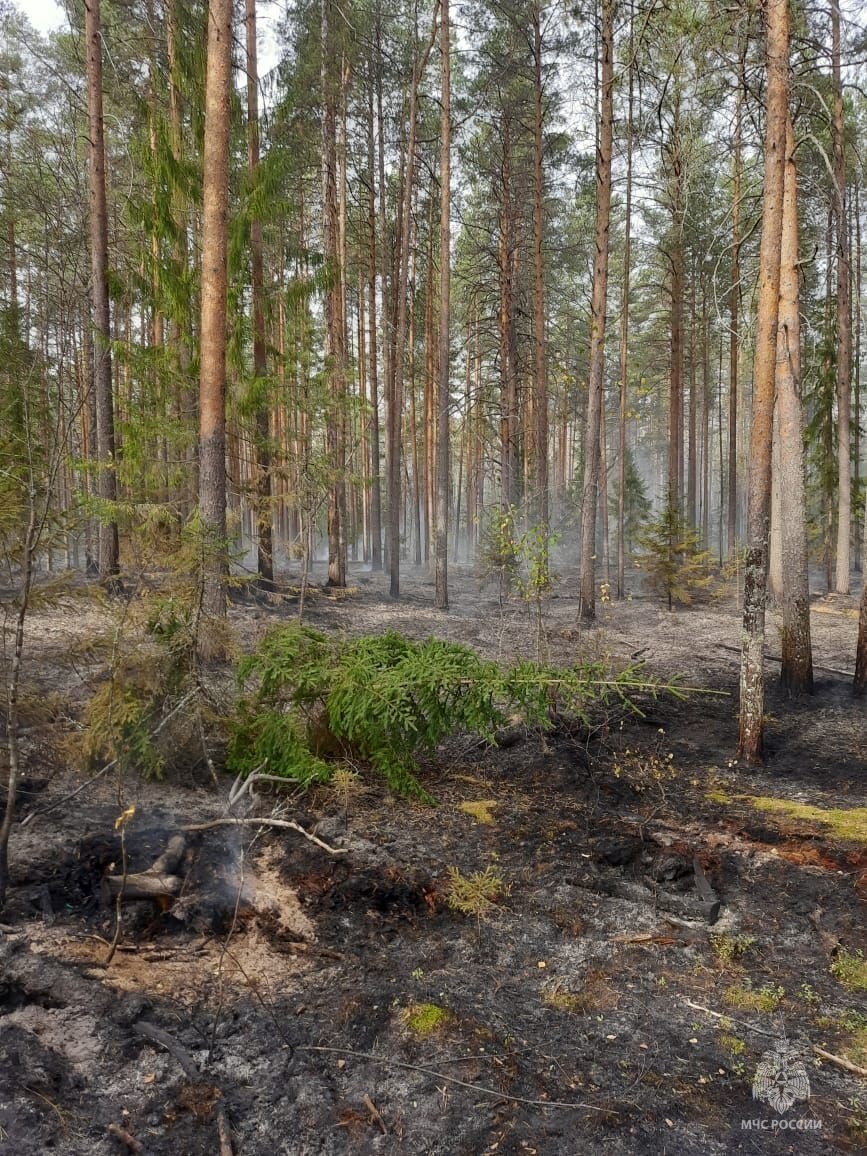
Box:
<box><xmin>1</xmin><ymin>564</ymin><xmax>866</xmax><ymax>1154</ymax></box>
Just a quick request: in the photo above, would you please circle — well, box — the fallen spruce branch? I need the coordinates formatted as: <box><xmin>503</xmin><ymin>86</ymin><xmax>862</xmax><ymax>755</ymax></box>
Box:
<box><xmin>181</xmin><ymin>817</ymin><xmax>346</xmax><ymax>855</ymax></box>
<box><xmin>133</xmin><ymin>1022</ymin><xmax>233</xmax><ymax>1155</ymax></box>
<box><xmin>297</xmin><ymin>1045</ymin><xmax>617</xmax><ymax>1113</ymax></box>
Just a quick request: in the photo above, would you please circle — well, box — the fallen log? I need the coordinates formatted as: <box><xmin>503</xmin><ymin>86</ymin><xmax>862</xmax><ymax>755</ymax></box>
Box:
<box><xmin>715</xmin><ymin>642</ymin><xmax>851</xmax><ymax>678</ymax></box>
<box><xmin>105</xmin><ymin>873</ymin><xmax>182</xmax><ymax>900</ymax></box>
<box><xmin>105</xmin><ymin>833</ymin><xmax>187</xmax><ymax>899</ymax></box>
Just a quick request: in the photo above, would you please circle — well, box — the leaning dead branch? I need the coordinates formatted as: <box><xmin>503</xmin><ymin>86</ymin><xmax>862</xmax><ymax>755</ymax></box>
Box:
<box><xmin>181</xmin><ymin>816</ymin><xmax>346</xmax><ymax>855</ymax></box>
<box><xmin>686</xmin><ymin>1000</ymin><xmax>867</xmax><ymax>1078</ymax></box>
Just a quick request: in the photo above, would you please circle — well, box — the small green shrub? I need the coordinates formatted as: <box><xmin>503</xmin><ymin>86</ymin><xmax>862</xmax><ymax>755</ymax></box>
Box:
<box><xmin>831</xmin><ymin>949</ymin><xmax>867</xmax><ymax>992</ymax></box>
<box><xmin>444</xmin><ymin>865</ymin><xmax>508</xmax><ymax>916</ymax></box>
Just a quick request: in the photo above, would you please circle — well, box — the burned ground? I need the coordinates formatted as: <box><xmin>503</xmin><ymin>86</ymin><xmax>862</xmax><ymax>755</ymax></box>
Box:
<box><xmin>1</xmin><ymin>566</ymin><xmax>866</xmax><ymax>1154</ymax></box>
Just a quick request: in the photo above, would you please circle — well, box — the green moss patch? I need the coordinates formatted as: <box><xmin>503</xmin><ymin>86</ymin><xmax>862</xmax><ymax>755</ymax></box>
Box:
<box><xmin>402</xmin><ymin>1002</ymin><xmax>449</xmax><ymax>1036</ymax></box>
<box><xmin>744</xmin><ymin>797</ymin><xmax>867</xmax><ymax>844</ymax></box>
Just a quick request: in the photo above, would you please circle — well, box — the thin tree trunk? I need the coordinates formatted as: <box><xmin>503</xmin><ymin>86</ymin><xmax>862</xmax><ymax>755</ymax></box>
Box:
<box><xmin>668</xmin><ymin>86</ymin><xmax>684</xmax><ymax>519</ymax></box>
<box><xmin>616</xmin><ymin>4</ymin><xmax>634</xmax><ymax>601</ymax></box>
<box><xmin>435</xmin><ymin>0</ymin><xmax>450</xmax><ymax>609</ymax></box>
<box><xmin>322</xmin><ymin>0</ymin><xmax>347</xmax><ymax>587</ymax></box>
<box><xmin>832</xmin><ymin>0</ymin><xmax>851</xmax><ymax>593</ymax></box>
<box><xmin>366</xmin><ymin>80</ymin><xmax>383</xmax><ymax>570</ymax></box>
<box><xmin>84</xmin><ymin>0</ymin><xmax>119</xmax><ymax>581</ymax></box>
<box><xmin>498</xmin><ymin>117</ymin><xmax>519</xmax><ymax>512</ymax></box>
<box><xmin>777</xmin><ymin>115</ymin><xmax>813</xmax><ymax>694</ymax></box>
<box><xmin>687</xmin><ymin>259</ymin><xmax>697</xmax><ymax>527</ymax></box>
<box><xmin>579</xmin><ymin>0</ymin><xmax>613</xmax><ymax>620</ymax></box>
<box><xmin>737</xmin><ymin>0</ymin><xmax>789</xmax><ymax>762</ymax></box>
<box><xmin>198</xmin><ymin>0</ymin><xmax>232</xmax><ymax>631</ymax></box>
<box><xmin>245</xmin><ymin>0</ymin><xmax>273</xmax><ymax>588</ymax></box>
<box><xmin>389</xmin><ymin>6</ymin><xmax>439</xmax><ymax>597</ymax></box>
<box><xmin>531</xmin><ymin>1</ymin><xmax>548</xmax><ymax>535</ymax></box>
<box><xmin>855</xmin><ymin>184</ymin><xmax>862</xmax><ymax>572</ymax></box>
<box><xmin>728</xmin><ymin>42</ymin><xmax>744</xmax><ymax>557</ymax></box>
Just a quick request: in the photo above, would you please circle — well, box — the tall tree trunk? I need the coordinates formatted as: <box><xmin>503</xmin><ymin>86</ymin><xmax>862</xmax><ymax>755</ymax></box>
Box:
<box><xmin>498</xmin><ymin>115</ymin><xmax>519</xmax><ymax>512</ymax></box>
<box><xmin>198</xmin><ymin>0</ymin><xmax>232</xmax><ymax>631</ymax></box>
<box><xmin>616</xmin><ymin>4</ymin><xmax>633</xmax><ymax>600</ymax></box>
<box><xmin>167</xmin><ymin>0</ymin><xmax>196</xmax><ymax>520</ymax></box>
<box><xmin>668</xmin><ymin>86</ymin><xmax>684</xmax><ymax>519</ymax></box>
<box><xmin>832</xmin><ymin>0</ymin><xmax>851</xmax><ymax>593</ymax></box>
<box><xmin>579</xmin><ymin>0</ymin><xmax>613</xmax><ymax>621</ymax></box>
<box><xmin>245</xmin><ymin>0</ymin><xmax>273</xmax><ymax>588</ymax></box>
<box><xmin>322</xmin><ymin>0</ymin><xmax>347</xmax><ymax>587</ymax></box>
<box><xmin>389</xmin><ymin>6</ymin><xmax>438</xmax><ymax>597</ymax></box>
<box><xmin>687</xmin><ymin>260</ymin><xmax>697</xmax><ymax>527</ymax></box>
<box><xmin>777</xmin><ymin>114</ymin><xmax>813</xmax><ymax>694</ymax></box>
<box><xmin>435</xmin><ymin>0</ymin><xmax>450</xmax><ymax>609</ymax></box>
<box><xmin>530</xmin><ymin>1</ymin><xmax>548</xmax><ymax>535</ymax></box>
<box><xmin>84</xmin><ymin>0</ymin><xmax>119</xmax><ymax>581</ymax></box>
<box><xmin>737</xmin><ymin>0</ymin><xmax>789</xmax><ymax>762</ymax></box>
<box><xmin>855</xmin><ymin>184</ymin><xmax>862</xmax><ymax>572</ymax></box>
<box><xmin>366</xmin><ymin>80</ymin><xmax>383</xmax><ymax>570</ymax></box>
<box><xmin>728</xmin><ymin>44</ymin><xmax>744</xmax><ymax>558</ymax></box>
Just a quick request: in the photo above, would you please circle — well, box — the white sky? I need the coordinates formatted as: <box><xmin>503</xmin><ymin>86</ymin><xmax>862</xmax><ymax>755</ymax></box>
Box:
<box><xmin>16</xmin><ymin>0</ymin><xmax>284</xmax><ymax>75</ymax></box>
<box><xmin>20</xmin><ymin>0</ymin><xmax>64</xmax><ymax>36</ymax></box>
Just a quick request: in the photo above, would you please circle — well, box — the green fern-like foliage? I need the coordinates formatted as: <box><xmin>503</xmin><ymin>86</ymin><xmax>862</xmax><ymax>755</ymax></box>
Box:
<box><xmin>228</xmin><ymin>625</ymin><xmax>664</xmax><ymax>800</ymax></box>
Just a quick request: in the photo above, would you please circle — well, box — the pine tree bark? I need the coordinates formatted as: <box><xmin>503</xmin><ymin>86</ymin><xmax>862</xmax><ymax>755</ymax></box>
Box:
<box><xmin>737</xmin><ymin>0</ymin><xmax>789</xmax><ymax>761</ymax></box>
<box><xmin>668</xmin><ymin>87</ymin><xmax>684</xmax><ymax>518</ymax></box>
<box><xmin>832</xmin><ymin>0</ymin><xmax>851</xmax><ymax>593</ymax></box>
<box><xmin>530</xmin><ymin>1</ymin><xmax>548</xmax><ymax>535</ymax></box>
<box><xmin>728</xmin><ymin>45</ymin><xmax>744</xmax><ymax>558</ymax></box>
<box><xmin>579</xmin><ymin>0</ymin><xmax>613</xmax><ymax>621</ymax></box>
<box><xmin>322</xmin><ymin>0</ymin><xmax>347</xmax><ymax>587</ymax></box>
<box><xmin>366</xmin><ymin>81</ymin><xmax>383</xmax><ymax>570</ymax></box>
<box><xmin>84</xmin><ymin>0</ymin><xmax>119</xmax><ymax>581</ymax></box>
<box><xmin>777</xmin><ymin>114</ymin><xmax>813</xmax><ymax>694</ymax></box>
<box><xmin>245</xmin><ymin>0</ymin><xmax>273</xmax><ymax>589</ymax></box>
<box><xmin>498</xmin><ymin>114</ymin><xmax>519</xmax><ymax>513</ymax></box>
<box><xmin>435</xmin><ymin>0</ymin><xmax>450</xmax><ymax>609</ymax></box>
<box><xmin>198</xmin><ymin>0</ymin><xmax>232</xmax><ymax>629</ymax></box>
<box><xmin>616</xmin><ymin>4</ymin><xmax>634</xmax><ymax>601</ymax></box>
<box><xmin>389</xmin><ymin>5</ymin><xmax>438</xmax><ymax>597</ymax></box>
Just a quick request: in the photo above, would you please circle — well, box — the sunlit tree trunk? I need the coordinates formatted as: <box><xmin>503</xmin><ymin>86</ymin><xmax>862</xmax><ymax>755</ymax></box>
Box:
<box><xmin>738</xmin><ymin>0</ymin><xmax>789</xmax><ymax>762</ymax></box>
<box><xmin>198</xmin><ymin>0</ymin><xmax>232</xmax><ymax>630</ymax></box>
<box><xmin>84</xmin><ymin>0</ymin><xmax>119</xmax><ymax>581</ymax></box>
<box><xmin>579</xmin><ymin>0</ymin><xmax>613</xmax><ymax>620</ymax></box>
